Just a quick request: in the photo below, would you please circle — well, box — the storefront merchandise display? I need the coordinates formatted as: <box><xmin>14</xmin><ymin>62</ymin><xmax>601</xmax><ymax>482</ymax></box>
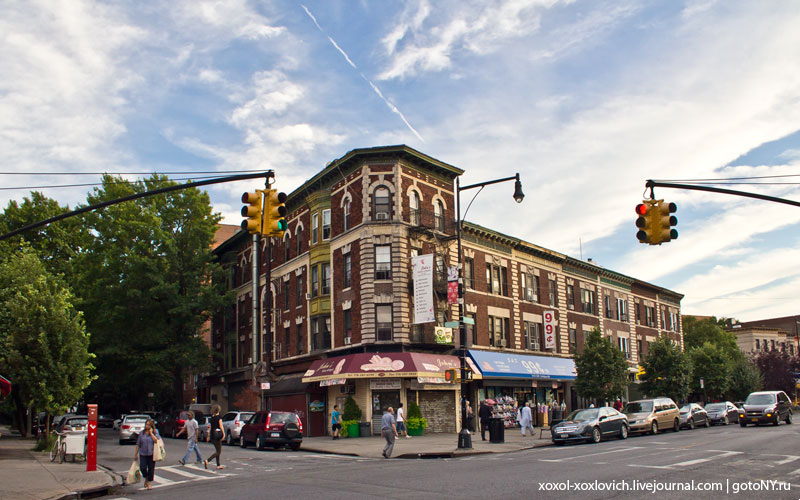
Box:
<box><xmin>491</xmin><ymin>395</ymin><xmax>519</xmax><ymax>428</ymax></box>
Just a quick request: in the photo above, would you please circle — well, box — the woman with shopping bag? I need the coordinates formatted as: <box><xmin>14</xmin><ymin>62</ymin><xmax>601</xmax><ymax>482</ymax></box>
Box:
<box><xmin>133</xmin><ymin>419</ymin><xmax>161</xmax><ymax>490</ymax></box>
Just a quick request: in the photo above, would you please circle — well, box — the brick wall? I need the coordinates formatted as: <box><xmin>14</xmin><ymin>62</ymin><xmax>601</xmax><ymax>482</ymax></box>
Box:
<box><xmin>417</xmin><ymin>391</ymin><xmax>456</xmax><ymax>433</ymax></box>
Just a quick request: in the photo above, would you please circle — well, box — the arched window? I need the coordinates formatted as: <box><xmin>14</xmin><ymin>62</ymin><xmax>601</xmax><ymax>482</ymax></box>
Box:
<box><xmin>284</xmin><ymin>233</ymin><xmax>291</xmax><ymax>262</ymax></box>
<box><xmin>374</xmin><ymin>187</ymin><xmax>390</xmax><ymax>221</ymax></box>
<box><xmin>434</xmin><ymin>200</ymin><xmax>445</xmax><ymax>231</ymax></box>
<box><xmin>410</xmin><ymin>191</ymin><xmax>420</xmax><ymax>225</ymax></box>
<box><xmin>296</xmin><ymin>227</ymin><xmax>303</xmax><ymax>255</ymax></box>
<box><xmin>343</xmin><ymin>199</ymin><xmax>351</xmax><ymax>232</ymax></box>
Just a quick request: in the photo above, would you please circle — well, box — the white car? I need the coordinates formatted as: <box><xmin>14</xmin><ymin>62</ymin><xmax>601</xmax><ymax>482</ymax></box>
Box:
<box><xmin>118</xmin><ymin>414</ymin><xmax>149</xmax><ymax>445</ymax></box>
<box><xmin>222</xmin><ymin>411</ymin><xmax>254</xmax><ymax>445</ymax></box>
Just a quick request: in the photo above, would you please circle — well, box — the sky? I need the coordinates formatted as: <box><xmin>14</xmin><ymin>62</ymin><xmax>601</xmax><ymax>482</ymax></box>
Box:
<box><xmin>2</xmin><ymin>0</ymin><xmax>800</xmax><ymax>322</ymax></box>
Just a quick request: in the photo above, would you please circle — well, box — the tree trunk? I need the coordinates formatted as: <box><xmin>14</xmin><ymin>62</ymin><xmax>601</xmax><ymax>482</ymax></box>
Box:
<box><xmin>11</xmin><ymin>387</ymin><xmax>27</xmax><ymax>437</ymax></box>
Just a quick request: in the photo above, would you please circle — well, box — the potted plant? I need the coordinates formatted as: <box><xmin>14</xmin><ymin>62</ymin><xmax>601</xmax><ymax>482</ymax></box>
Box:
<box><xmin>342</xmin><ymin>396</ymin><xmax>362</xmax><ymax>438</ymax></box>
<box><xmin>406</xmin><ymin>401</ymin><xmax>426</xmax><ymax>436</ymax></box>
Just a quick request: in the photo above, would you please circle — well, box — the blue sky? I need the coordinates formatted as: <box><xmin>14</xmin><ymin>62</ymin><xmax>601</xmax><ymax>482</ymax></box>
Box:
<box><xmin>2</xmin><ymin>0</ymin><xmax>800</xmax><ymax>322</ymax></box>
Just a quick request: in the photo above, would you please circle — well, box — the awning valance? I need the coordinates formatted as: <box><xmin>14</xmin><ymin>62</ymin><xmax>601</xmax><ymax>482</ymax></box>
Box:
<box><xmin>302</xmin><ymin>352</ymin><xmax>476</xmax><ymax>382</ymax></box>
<box><xmin>468</xmin><ymin>350</ymin><xmax>576</xmax><ymax>380</ymax></box>
<box><xmin>0</xmin><ymin>375</ymin><xmax>11</xmax><ymax>397</ymax></box>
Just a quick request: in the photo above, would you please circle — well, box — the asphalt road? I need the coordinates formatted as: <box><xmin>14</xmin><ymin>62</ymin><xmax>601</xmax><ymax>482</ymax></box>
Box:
<box><xmin>100</xmin><ymin>421</ymin><xmax>800</xmax><ymax>500</ymax></box>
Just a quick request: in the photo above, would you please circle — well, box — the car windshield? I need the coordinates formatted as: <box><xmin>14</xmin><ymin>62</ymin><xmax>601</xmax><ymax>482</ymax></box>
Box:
<box><xmin>565</xmin><ymin>409</ymin><xmax>599</xmax><ymax>421</ymax></box>
<box><xmin>705</xmin><ymin>403</ymin><xmax>725</xmax><ymax>411</ymax></box>
<box><xmin>680</xmin><ymin>405</ymin><xmax>692</xmax><ymax>413</ymax></box>
<box><xmin>269</xmin><ymin>412</ymin><xmax>295</xmax><ymax>424</ymax></box>
<box><xmin>745</xmin><ymin>394</ymin><xmax>776</xmax><ymax>405</ymax></box>
<box><xmin>124</xmin><ymin>416</ymin><xmax>148</xmax><ymax>423</ymax></box>
<box><xmin>240</xmin><ymin>412</ymin><xmax>254</xmax><ymax>420</ymax></box>
<box><xmin>67</xmin><ymin>418</ymin><xmax>88</xmax><ymax>425</ymax></box>
<box><xmin>623</xmin><ymin>401</ymin><xmax>653</xmax><ymax>413</ymax></box>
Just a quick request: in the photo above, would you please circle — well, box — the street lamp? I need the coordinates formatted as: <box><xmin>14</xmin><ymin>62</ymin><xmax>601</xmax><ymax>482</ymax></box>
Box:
<box><xmin>455</xmin><ymin>172</ymin><xmax>524</xmax><ymax>449</ymax></box>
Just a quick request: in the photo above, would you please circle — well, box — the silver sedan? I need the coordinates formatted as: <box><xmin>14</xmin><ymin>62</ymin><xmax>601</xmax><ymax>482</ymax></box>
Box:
<box><xmin>118</xmin><ymin>414</ymin><xmax>149</xmax><ymax>445</ymax></box>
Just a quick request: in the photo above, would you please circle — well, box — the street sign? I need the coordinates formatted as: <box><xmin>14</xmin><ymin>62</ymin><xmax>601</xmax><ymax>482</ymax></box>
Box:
<box><xmin>462</xmin><ymin>317</ymin><xmax>475</xmax><ymax>325</ymax></box>
<box><xmin>444</xmin><ymin>321</ymin><xmax>459</xmax><ymax>328</ymax></box>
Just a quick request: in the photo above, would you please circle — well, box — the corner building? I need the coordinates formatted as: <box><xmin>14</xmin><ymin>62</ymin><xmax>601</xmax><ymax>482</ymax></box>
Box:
<box><xmin>204</xmin><ymin>145</ymin><xmax>684</xmax><ymax>436</ymax></box>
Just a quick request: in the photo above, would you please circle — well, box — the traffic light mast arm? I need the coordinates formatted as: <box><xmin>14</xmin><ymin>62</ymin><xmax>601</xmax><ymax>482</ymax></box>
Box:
<box><xmin>646</xmin><ymin>180</ymin><xmax>800</xmax><ymax>208</ymax></box>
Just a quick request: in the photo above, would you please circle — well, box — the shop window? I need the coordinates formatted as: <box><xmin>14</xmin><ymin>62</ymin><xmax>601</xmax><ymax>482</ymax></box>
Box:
<box><xmin>343</xmin><ymin>253</ymin><xmax>351</xmax><ymax>289</ymax></box>
<box><xmin>312</xmin><ymin>213</ymin><xmax>319</xmax><ymax>244</ymax></box>
<box><xmin>322</xmin><ymin>209</ymin><xmax>331</xmax><ymax>240</ymax></box>
<box><xmin>521</xmin><ymin>272</ymin><xmax>538</xmax><ymax>302</ymax></box>
<box><xmin>549</xmin><ymin>278</ymin><xmax>557</xmax><ymax>307</ymax></box>
<box><xmin>489</xmin><ymin>316</ymin><xmax>509</xmax><ymax>347</ymax></box>
<box><xmin>321</xmin><ymin>263</ymin><xmax>331</xmax><ymax>295</ymax></box>
<box><xmin>410</xmin><ymin>191</ymin><xmax>420</xmax><ymax>224</ymax></box>
<box><xmin>581</xmin><ymin>289</ymin><xmax>596</xmax><ymax>315</ymax></box>
<box><xmin>486</xmin><ymin>263</ymin><xmax>508</xmax><ymax>296</ymax></box>
<box><xmin>375</xmin><ymin>245</ymin><xmax>391</xmax><ymax>280</ymax></box>
<box><xmin>374</xmin><ymin>187</ymin><xmax>390</xmax><ymax>221</ymax></box>
<box><xmin>343</xmin><ymin>199</ymin><xmax>351</xmax><ymax>232</ymax></box>
<box><xmin>311</xmin><ymin>266</ymin><xmax>319</xmax><ymax>298</ymax></box>
<box><xmin>464</xmin><ymin>257</ymin><xmax>474</xmax><ymax>289</ymax></box>
<box><xmin>376</xmin><ymin>305</ymin><xmax>393</xmax><ymax>341</ymax></box>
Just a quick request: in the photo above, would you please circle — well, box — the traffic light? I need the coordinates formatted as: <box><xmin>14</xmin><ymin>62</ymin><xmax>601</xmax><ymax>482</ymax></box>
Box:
<box><xmin>444</xmin><ymin>368</ymin><xmax>459</xmax><ymax>384</ymax></box>
<box><xmin>635</xmin><ymin>200</ymin><xmax>655</xmax><ymax>244</ymax></box>
<box><xmin>652</xmin><ymin>201</ymin><xmax>678</xmax><ymax>244</ymax></box>
<box><xmin>241</xmin><ymin>191</ymin><xmax>264</xmax><ymax>234</ymax></box>
<box><xmin>263</xmin><ymin>189</ymin><xmax>288</xmax><ymax>237</ymax></box>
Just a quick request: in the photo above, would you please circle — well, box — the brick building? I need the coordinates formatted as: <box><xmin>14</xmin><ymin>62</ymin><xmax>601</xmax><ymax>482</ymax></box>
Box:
<box><xmin>730</xmin><ymin>315</ymin><xmax>800</xmax><ymax>357</ymax></box>
<box><xmin>203</xmin><ymin>145</ymin><xmax>683</xmax><ymax>437</ymax></box>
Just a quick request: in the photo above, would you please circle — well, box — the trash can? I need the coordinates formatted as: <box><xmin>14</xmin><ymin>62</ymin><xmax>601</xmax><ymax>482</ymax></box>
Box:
<box><xmin>359</xmin><ymin>421</ymin><xmax>371</xmax><ymax>437</ymax></box>
<box><xmin>489</xmin><ymin>417</ymin><xmax>505</xmax><ymax>443</ymax></box>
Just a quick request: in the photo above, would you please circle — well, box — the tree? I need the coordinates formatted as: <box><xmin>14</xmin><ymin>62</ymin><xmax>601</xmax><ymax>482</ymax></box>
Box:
<box><xmin>640</xmin><ymin>335</ymin><xmax>691</xmax><ymax>403</ymax></box>
<box><xmin>753</xmin><ymin>349</ymin><xmax>798</xmax><ymax>396</ymax></box>
<box><xmin>688</xmin><ymin>343</ymin><xmax>731</xmax><ymax>400</ymax></box>
<box><xmin>682</xmin><ymin>316</ymin><xmax>741</xmax><ymax>359</ymax></box>
<box><xmin>574</xmin><ymin>327</ymin><xmax>629</xmax><ymax>404</ymax></box>
<box><xmin>727</xmin><ymin>356</ymin><xmax>762</xmax><ymax>401</ymax></box>
<box><xmin>0</xmin><ymin>248</ymin><xmax>95</xmax><ymax>435</ymax></box>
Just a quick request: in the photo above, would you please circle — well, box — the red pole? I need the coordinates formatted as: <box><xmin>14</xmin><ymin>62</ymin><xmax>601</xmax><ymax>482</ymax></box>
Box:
<box><xmin>86</xmin><ymin>404</ymin><xmax>97</xmax><ymax>472</ymax></box>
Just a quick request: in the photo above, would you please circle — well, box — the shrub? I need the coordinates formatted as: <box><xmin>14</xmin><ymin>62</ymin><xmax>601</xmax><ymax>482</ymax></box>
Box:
<box><xmin>342</xmin><ymin>396</ymin><xmax>362</xmax><ymax>421</ymax></box>
<box><xmin>406</xmin><ymin>417</ymin><xmax>427</xmax><ymax>430</ymax></box>
<box><xmin>407</xmin><ymin>400</ymin><xmax>422</xmax><ymax>419</ymax></box>
<box><xmin>340</xmin><ymin>419</ymin><xmax>359</xmax><ymax>438</ymax></box>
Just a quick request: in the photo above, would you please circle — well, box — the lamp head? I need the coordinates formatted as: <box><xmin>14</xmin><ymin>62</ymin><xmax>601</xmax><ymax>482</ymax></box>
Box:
<box><xmin>513</xmin><ymin>174</ymin><xmax>524</xmax><ymax>203</ymax></box>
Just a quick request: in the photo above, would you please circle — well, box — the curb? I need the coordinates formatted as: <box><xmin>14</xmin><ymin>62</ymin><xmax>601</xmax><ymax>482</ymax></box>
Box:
<box><xmin>300</xmin><ymin>439</ymin><xmax>553</xmax><ymax>459</ymax></box>
<box><xmin>47</xmin><ymin>464</ymin><xmax>123</xmax><ymax>500</ymax></box>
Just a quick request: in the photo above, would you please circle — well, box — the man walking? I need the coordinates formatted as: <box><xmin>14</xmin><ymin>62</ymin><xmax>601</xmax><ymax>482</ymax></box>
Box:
<box><xmin>519</xmin><ymin>402</ymin><xmax>534</xmax><ymax>436</ymax></box>
<box><xmin>176</xmin><ymin>410</ymin><xmax>203</xmax><ymax>466</ymax></box>
<box><xmin>478</xmin><ymin>400</ymin><xmax>492</xmax><ymax>441</ymax></box>
<box><xmin>381</xmin><ymin>407</ymin><xmax>399</xmax><ymax>458</ymax></box>
<box><xmin>396</xmin><ymin>403</ymin><xmax>409</xmax><ymax>438</ymax></box>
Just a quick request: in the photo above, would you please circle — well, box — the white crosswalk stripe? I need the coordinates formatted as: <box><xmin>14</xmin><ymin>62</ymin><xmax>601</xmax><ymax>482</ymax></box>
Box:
<box><xmin>138</xmin><ymin>465</ymin><xmax>233</xmax><ymax>490</ymax></box>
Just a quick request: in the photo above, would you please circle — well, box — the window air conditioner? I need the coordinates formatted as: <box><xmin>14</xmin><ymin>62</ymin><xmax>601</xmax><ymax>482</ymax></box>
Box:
<box><xmin>344</xmin><ymin>337</ymin><xmax>351</xmax><ymax>345</ymax></box>
<box><xmin>499</xmin><ymin>339</ymin><xmax>507</xmax><ymax>347</ymax></box>
<box><xmin>375</xmin><ymin>212</ymin><xmax>389</xmax><ymax>221</ymax></box>
<box><xmin>305</xmin><ymin>293</ymin><xmax>311</xmax><ymax>300</ymax></box>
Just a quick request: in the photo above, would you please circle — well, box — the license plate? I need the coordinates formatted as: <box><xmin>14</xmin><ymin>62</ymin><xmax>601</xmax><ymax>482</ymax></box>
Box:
<box><xmin>271</xmin><ymin>432</ymin><xmax>280</xmax><ymax>437</ymax></box>
<box><xmin>560</xmin><ymin>434</ymin><xmax>568</xmax><ymax>439</ymax></box>
<box><xmin>74</xmin><ymin>426</ymin><xmax>83</xmax><ymax>430</ymax></box>
<box><xmin>751</xmin><ymin>418</ymin><xmax>758</xmax><ymax>422</ymax></box>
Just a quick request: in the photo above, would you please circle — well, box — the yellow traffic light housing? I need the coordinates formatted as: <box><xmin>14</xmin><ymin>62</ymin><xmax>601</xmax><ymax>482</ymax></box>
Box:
<box><xmin>263</xmin><ymin>189</ymin><xmax>288</xmax><ymax>237</ymax></box>
<box><xmin>241</xmin><ymin>191</ymin><xmax>264</xmax><ymax>234</ymax></box>
<box><xmin>636</xmin><ymin>199</ymin><xmax>677</xmax><ymax>245</ymax></box>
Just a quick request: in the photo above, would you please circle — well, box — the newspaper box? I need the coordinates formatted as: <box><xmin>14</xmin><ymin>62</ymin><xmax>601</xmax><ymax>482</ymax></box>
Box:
<box><xmin>65</xmin><ymin>433</ymin><xmax>86</xmax><ymax>456</ymax></box>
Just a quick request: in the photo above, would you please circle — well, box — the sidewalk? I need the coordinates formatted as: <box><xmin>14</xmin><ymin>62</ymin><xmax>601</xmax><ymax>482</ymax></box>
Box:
<box><xmin>301</xmin><ymin>426</ymin><xmax>554</xmax><ymax>458</ymax></box>
<box><xmin>0</xmin><ymin>425</ymin><xmax>120</xmax><ymax>500</ymax></box>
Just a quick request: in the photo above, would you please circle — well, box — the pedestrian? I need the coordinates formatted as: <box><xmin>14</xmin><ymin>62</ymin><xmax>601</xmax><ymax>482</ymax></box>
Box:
<box><xmin>381</xmin><ymin>407</ymin><xmax>399</xmax><ymax>458</ymax></box>
<box><xmin>331</xmin><ymin>404</ymin><xmax>342</xmax><ymax>440</ymax></box>
<box><xmin>614</xmin><ymin>398</ymin><xmax>623</xmax><ymax>412</ymax></box>
<box><xmin>203</xmin><ymin>405</ymin><xmax>225</xmax><ymax>470</ymax></box>
<box><xmin>133</xmin><ymin>419</ymin><xmax>161</xmax><ymax>490</ymax></box>
<box><xmin>478</xmin><ymin>400</ymin><xmax>492</xmax><ymax>441</ymax></box>
<box><xmin>465</xmin><ymin>401</ymin><xmax>475</xmax><ymax>432</ymax></box>
<box><xmin>176</xmin><ymin>410</ymin><xmax>203</xmax><ymax>466</ymax></box>
<box><xmin>519</xmin><ymin>402</ymin><xmax>534</xmax><ymax>436</ymax></box>
<box><xmin>589</xmin><ymin>403</ymin><xmax>595</xmax><ymax>408</ymax></box>
<box><xmin>396</xmin><ymin>403</ymin><xmax>409</xmax><ymax>439</ymax></box>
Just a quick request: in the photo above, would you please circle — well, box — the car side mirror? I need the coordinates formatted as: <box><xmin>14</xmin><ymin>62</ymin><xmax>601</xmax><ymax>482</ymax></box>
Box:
<box><xmin>599</xmin><ymin>415</ymin><xmax>607</xmax><ymax>422</ymax></box>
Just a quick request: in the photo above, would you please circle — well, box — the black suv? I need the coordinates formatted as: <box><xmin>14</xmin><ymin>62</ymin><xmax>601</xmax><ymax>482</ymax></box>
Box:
<box><xmin>739</xmin><ymin>391</ymin><xmax>792</xmax><ymax>426</ymax></box>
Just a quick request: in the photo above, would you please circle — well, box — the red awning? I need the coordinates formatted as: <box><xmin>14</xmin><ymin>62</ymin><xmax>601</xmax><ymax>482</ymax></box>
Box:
<box><xmin>0</xmin><ymin>375</ymin><xmax>11</xmax><ymax>398</ymax></box>
<box><xmin>302</xmin><ymin>352</ymin><xmax>477</xmax><ymax>382</ymax></box>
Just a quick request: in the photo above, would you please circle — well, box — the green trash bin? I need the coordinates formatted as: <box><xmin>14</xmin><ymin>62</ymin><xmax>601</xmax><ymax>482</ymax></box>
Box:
<box><xmin>347</xmin><ymin>422</ymin><xmax>360</xmax><ymax>438</ymax></box>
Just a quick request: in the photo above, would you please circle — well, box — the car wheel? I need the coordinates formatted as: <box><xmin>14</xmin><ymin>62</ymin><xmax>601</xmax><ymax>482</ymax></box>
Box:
<box><xmin>240</xmin><ymin>435</ymin><xmax>247</xmax><ymax>448</ymax></box>
<box><xmin>289</xmin><ymin>443</ymin><xmax>301</xmax><ymax>451</ymax></box>
<box><xmin>688</xmin><ymin>419</ymin><xmax>695</xmax><ymax>430</ymax></box>
<box><xmin>774</xmin><ymin>415</ymin><xmax>780</xmax><ymax>426</ymax></box>
<box><xmin>673</xmin><ymin>418</ymin><xmax>680</xmax><ymax>432</ymax></box>
<box><xmin>650</xmin><ymin>421</ymin><xmax>658</xmax><ymax>435</ymax></box>
<box><xmin>590</xmin><ymin>427</ymin><xmax>601</xmax><ymax>444</ymax></box>
<box><xmin>786</xmin><ymin>412</ymin><xmax>792</xmax><ymax>425</ymax></box>
<box><xmin>256</xmin><ymin>435</ymin><xmax>263</xmax><ymax>450</ymax></box>
<box><xmin>723</xmin><ymin>416</ymin><xmax>729</xmax><ymax>425</ymax></box>
<box><xmin>704</xmin><ymin>417</ymin><xmax>710</xmax><ymax>428</ymax></box>
<box><xmin>619</xmin><ymin>425</ymin><xmax>628</xmax><ymax>440</ymax></box>
<box><xmin>227</xmin><ymin>433</ymin><xmax>233</xmax><ymax>446</ymax></box>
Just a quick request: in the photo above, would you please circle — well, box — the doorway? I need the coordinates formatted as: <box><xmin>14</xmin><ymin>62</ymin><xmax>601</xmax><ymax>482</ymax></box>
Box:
<box><xmin>371</xmin><ymin>391</ymin><xmax>400</xmax><ymax>435</ymax></box>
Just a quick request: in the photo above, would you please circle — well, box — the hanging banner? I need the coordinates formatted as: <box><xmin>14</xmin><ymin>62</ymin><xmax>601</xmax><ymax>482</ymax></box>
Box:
<box><xmin>543</xmin><ymin>310</ymin><xmax>556</xmax><ymax>349</ymax></box>
<box><xmin>447</xmin><ymin>281</ymin><xmax>459</xmax><ymax>304</ymax></box>
<box><xmin>412</xmin><ymin>254</ymin><xmax>434</xmax><ymax>324</ymax></box>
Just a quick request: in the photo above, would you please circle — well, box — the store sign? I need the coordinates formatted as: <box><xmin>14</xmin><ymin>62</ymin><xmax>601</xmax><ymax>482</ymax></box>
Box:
<box><xmin>260</xmin><ymin>382</ymin><xmax>271</xmax><ymax>390</ymax></box>
<box><xmin>309</xmin><ymin>400</ymin><xmax>325</xmax><ymax>412</ymax></box>
<box><xmin>319</xmin><ymin>379</ymin><xmax>346</xmax><ymax>387</ymax></box>
<box><xmin>434</xmin><ymin>327</ymin><xmax>453</xmax><ymax>344</ymax></box>
<box><xmin>543</xmin><ymin>310</ymin><xmax>556</xmax><ymax>349</ymax></box>
<box><xmin>412</xmin><ymin>254</ymin><xmax>435</xmax><ymax>324</ymax></box>
<box><xmin>370</xmin><ymin>378</ymin><xmax>401</xmax><ymax>390</ymax></box>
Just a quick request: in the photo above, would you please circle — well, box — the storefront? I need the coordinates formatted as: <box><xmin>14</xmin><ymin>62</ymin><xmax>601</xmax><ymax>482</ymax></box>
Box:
<box><xmin>302</xmin><ymin>352</ymin><xmax>466</xmax><ymax>434</ymax></box>
<box><xmin>263</xmin><ymin>374</ymin><xmax>327</xmax><ymax>437</ymax></box>
<box><xmin>468</xmin><ymin>350</ymin><xmax>577</xmax><ymax>427</ymax></box>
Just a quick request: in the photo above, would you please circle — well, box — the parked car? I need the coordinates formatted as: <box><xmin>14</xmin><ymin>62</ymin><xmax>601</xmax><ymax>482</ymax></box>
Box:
<box><xmin>679</xmin><ymin>403</ymin><xmax>709</xmax><ymax>429</ymax></box>
<box><xmin>118</xmin><ymin>414</ymin><xmax>149</xmax><ymax>445</ymax></box>
<box><xmin>705</xmin><ymin>402</ymin><xmax>740</xmax><ymax>425</ymax></box>
<box><xmin>239</xmin><ymin>411</ymin><xmax>303</xmax><ymax>451</ymax></box>
<box><xmin>198</xmin><ymin>416</ymin><xmax>211</xmax><ymax>441</ymax></box>
<box><xmin>623</xmin><ymin>397</ymin><xmax>681</xmax><ymax>435</ymax></box>
<box><xmin>98</xmin><ymin>414</ymin><xmax>115</xmax><ymax>428</ymax></box>
<box><xmin>51</xmin><ymin>414</ymin><xmax>75</xmax><ymax>432</ymax></box>
<box><xmin>162</xmin><ymin>409</ymin><xmax>204</xmax><ymax>439</ymax></box>
<box><xmin>222</xmin><ymin>411</ymin><xmax>255</xmax><ymax>446</ymax></box>
<box><xmin>56</xmin><ymin>415</ymin><xmax>89</xmax><ymax>433</ymax></box>
<box><xmin>551</xmin><ymin>407</ymin><xmax>628</xmax><ymax>445</ymax></box>
<box><xmin>739</xmin><ymin>391</ymin><xmax>793</xmax><ymax>426</ymax></box>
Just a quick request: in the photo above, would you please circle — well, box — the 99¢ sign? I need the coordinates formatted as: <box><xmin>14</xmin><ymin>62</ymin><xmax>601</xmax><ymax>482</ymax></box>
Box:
<box><xmin>543</xmin><ymin>310</ymin><xmax>556</xmax><ymax>349</ymax></box>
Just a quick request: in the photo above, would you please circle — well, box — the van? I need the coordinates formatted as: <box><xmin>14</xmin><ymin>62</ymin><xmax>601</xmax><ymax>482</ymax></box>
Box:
<box><xmin>739</xmin><ymin>391</ymin><xmax>792</xmax><ymax>426</ymax></box>
<box><xmin>623</xmin><ymin>397</ymin><xmax>681</xmax><ymax>434</ymax></box>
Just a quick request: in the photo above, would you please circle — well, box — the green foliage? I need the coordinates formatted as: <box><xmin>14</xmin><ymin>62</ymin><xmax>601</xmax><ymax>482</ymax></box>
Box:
<box><xmin>574</xmin><ymin>327</ymin><xmax>629</xmax><ymax>403</ymax></box>
<box><xmin>727</xmin><ymin>356</ymin><xmax>762</xmax><ymax>401</ymax></box>
<box><xmin>683</xmin><ymin>316</ymin><xmax>743</xmax><ymax>362</ymax></box>
<box><xmin>340</xmin><ymin>419</ymin><xmax>358</xmax><ymax>437</ymax></box>
<box><xmin>407</xmin><ymin>401</ymin><xmax>422</xmax><ymax>419</ymax></box>
<box><xmin>640</xmin><ymin>335</ymin><xmax>691</xmax><ymax>402</ymax></box>
<box><xmin>406</xmin><ymin>416</ymin><xmax>427</xmax><ymax>430</ymax></box>
<box><xmin>754</xmin><ymin>350</ymin><xmax>798</xmax><ymax>396</ymax></box>
<box><xmin>34</xmin><ymin>432</ymin><xmax>56</xmax><ymax>452</ymax></box>
<box><xmin>688</xmin><ymin>343</ymin><xmax>732</xmax><ymax>399</ymax></box>
<box><xmin>0</xmin><ymin>248</ymin><xmax>95</xmax><ymax>424</ymax></box>
<box><xmin>342</xmin><ymin>396</ymin><xmax>362</xmax><ymax>421</ymax></box>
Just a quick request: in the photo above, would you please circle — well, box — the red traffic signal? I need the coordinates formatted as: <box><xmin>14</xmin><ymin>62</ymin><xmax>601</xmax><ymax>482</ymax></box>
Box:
<box><xmin>444</xmin><ymin>368</ymin><xmax>458</xmax><ymax>384</ymax></box>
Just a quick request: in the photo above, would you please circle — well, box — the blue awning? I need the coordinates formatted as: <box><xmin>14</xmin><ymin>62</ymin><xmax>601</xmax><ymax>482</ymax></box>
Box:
<box><xmin>468</xmin><ymin>350</ymin><xmax>577</xmax><ymax>380</ymax></box>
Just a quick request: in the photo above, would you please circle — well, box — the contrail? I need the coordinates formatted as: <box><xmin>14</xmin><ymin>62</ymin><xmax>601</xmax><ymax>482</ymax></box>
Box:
<box><xmin>300</xmin><ymin>4</ymin><xmax>425</xmax><ymax>142</ymax></box>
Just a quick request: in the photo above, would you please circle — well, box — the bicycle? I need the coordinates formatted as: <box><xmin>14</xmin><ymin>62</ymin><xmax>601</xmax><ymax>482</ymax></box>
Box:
<box><xmin>49</xmin><ymin>431</ymin><xmax>66</xmax><ymax>463</ymax></box>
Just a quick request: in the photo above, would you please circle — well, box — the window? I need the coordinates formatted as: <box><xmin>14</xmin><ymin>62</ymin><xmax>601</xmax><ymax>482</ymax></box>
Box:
<box><xmin>311</xmin><ymin>316</ymin><xmax>331</xmax><ymax>351</ymax></box>
<box><xmin>435</xmin><ymin>254</ymin><xmax>447</xmax><ymax>283</ymax></box>
<box><xmin>486</xmin><ymin>263</ymin><xmax>508</xmax><ymax>296</ymax></box>
<box><xmin>635</xmin><ymin>303</ymin><xmax>641</xmax><ymax>322</ymax></box>
<box><xmin>489</xmin><ymin>316</ymin><xmax>509</xmax><ymax>347</ymax></box>
<box><xmin>755</xmin><ymin>339</ymin><xmax>760</xmax><ymax>350</ymax></box>
<box><xmin>618</xmin><ymin>337</ymin><xmax>629</xmax><ymax>359</ymax></box>
<box><xmin>321</xmin><ymin>263</ymin><xmax>331</xmax><ymax>295</ymax></box>
<box><xmin>284</xmin><ymin>280</ymin><xmax>290</xmax><ymax>309</ymax></box>
<box><xmin>549</xmin><ymin>279</ymin><xmax>557</xmax><ymax>307</ymax></box>
<box><xmin>343</xmin><ymin>253</ymin><xmax>351</xmax><ymax>288</ymax></box>
<box><xmin>771</xmin><ymin>339</ymin><xmax>776</xmax><ymax>351</ymax></box>
<box><xmin>410</xmin><ymin>191</ymin><xmax>420</xmax><ymax>225</ymax></box>
<box><xmin>296</xmin><ymin>322</ymin><xmax>304</xmax><ymax>354</ymax></box>
<box><xmin>637</xmin><ymin>339</ymin><xmax>643</xmax><ymax>358</ymax></box>
<box><xmin>375</xmin><ymin>245</ymin><xmax>391</xmax><ymax>280</ymax></box>
<box><xmin>566</xmin><ymin>284</ymin><xmax>575</xmax><ymax>310</ymax></box>
<box><xmin>412</xmin><ymin>324</ymin><xmax>424</xmax><ymax>343</ymax></box>
<box><xmin>311</xmin><ymin>266</ymin><xmax>319</xmax><ymax>298</ymax></box>
<box><xmin>312</xmin><ymin>213</ymin><xmax>319</xmax><ymax>244</ymax></box>
<box><xmin>604</xmin><ymin>295</ymin><xmax>613</xmax><ymax>318</ymax></box>
<box><xmin>296</xmin><ymin>271</ymin><xmax>304</xmax><ymax>305</ymax></box>
<box><xmin>434</xmin><ymin>200</ymin><xmax>445</xmax><ymax>231</ymax></box>
<box><xmin>464</xmin><ymin>257</ymin><xmax>474</xmax><ymax>289</ymax></box>
<box><xmin>296</xmin><ymin>227</ymin><xmax>303</xmax><ymax>255</ymax></box>
<box><xmin>568</xmin><ymin>328</ymin><xmax>577</xmax><ymax>354</ymax></box>
<box><xmin>343</xmin><ymin>310</ymin><xmax>352</xmax><ymax>341</ymax></box>
<box><xmin>284</xmin><ymin>234</ymin><xmax>290</xmax><ymax>262</ymax></box>
<box><xmin>322</xmin><ymin>209</ymin><xmax>331</xmax><ymax>240</ymax></box>
<box><xmin>524</xmin><ymin>321</ymin><xmax>541</xmax><ymax>351</ymax></box>
<box><xmin>581</xmin><ymin>288</ymin><xmax>596</xmax><ymax>314</ymax></box>
<box><xmin>465</xmin><ymin>313</ymin><xmax>477</xmax><ymax>345</ymax></box>
<box><xmin>343</xmin><ymin>199</ymin><xmax>351</xmax><ymax>232</ymax></box>
<box><xmin>376</xmin><ymin>305</ymin><xmax>393</xmax><ymax>341</ymax></box>
<box><xmin>374</xmin><ymin>187</ymin><xmax>390</xmax><ymax>220</ymax></box>
<box><xmin>645</xmin><ymin>306</ymin><xmax>655</xmax><ymax>327</ymax></box>
<box><xmin>284</xmin><ymin>326</ymin><xmax>290</xmax><ymax>357</ymax></box>
<box><xmin>521</xmin><ymin>272</ymin><xmax>538</xmax><ymax>301</ymax></box>
<box><xmin>617</xmin><ymin>298</ymin><xmax>627</xmax><ymax>322</ymax></box>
